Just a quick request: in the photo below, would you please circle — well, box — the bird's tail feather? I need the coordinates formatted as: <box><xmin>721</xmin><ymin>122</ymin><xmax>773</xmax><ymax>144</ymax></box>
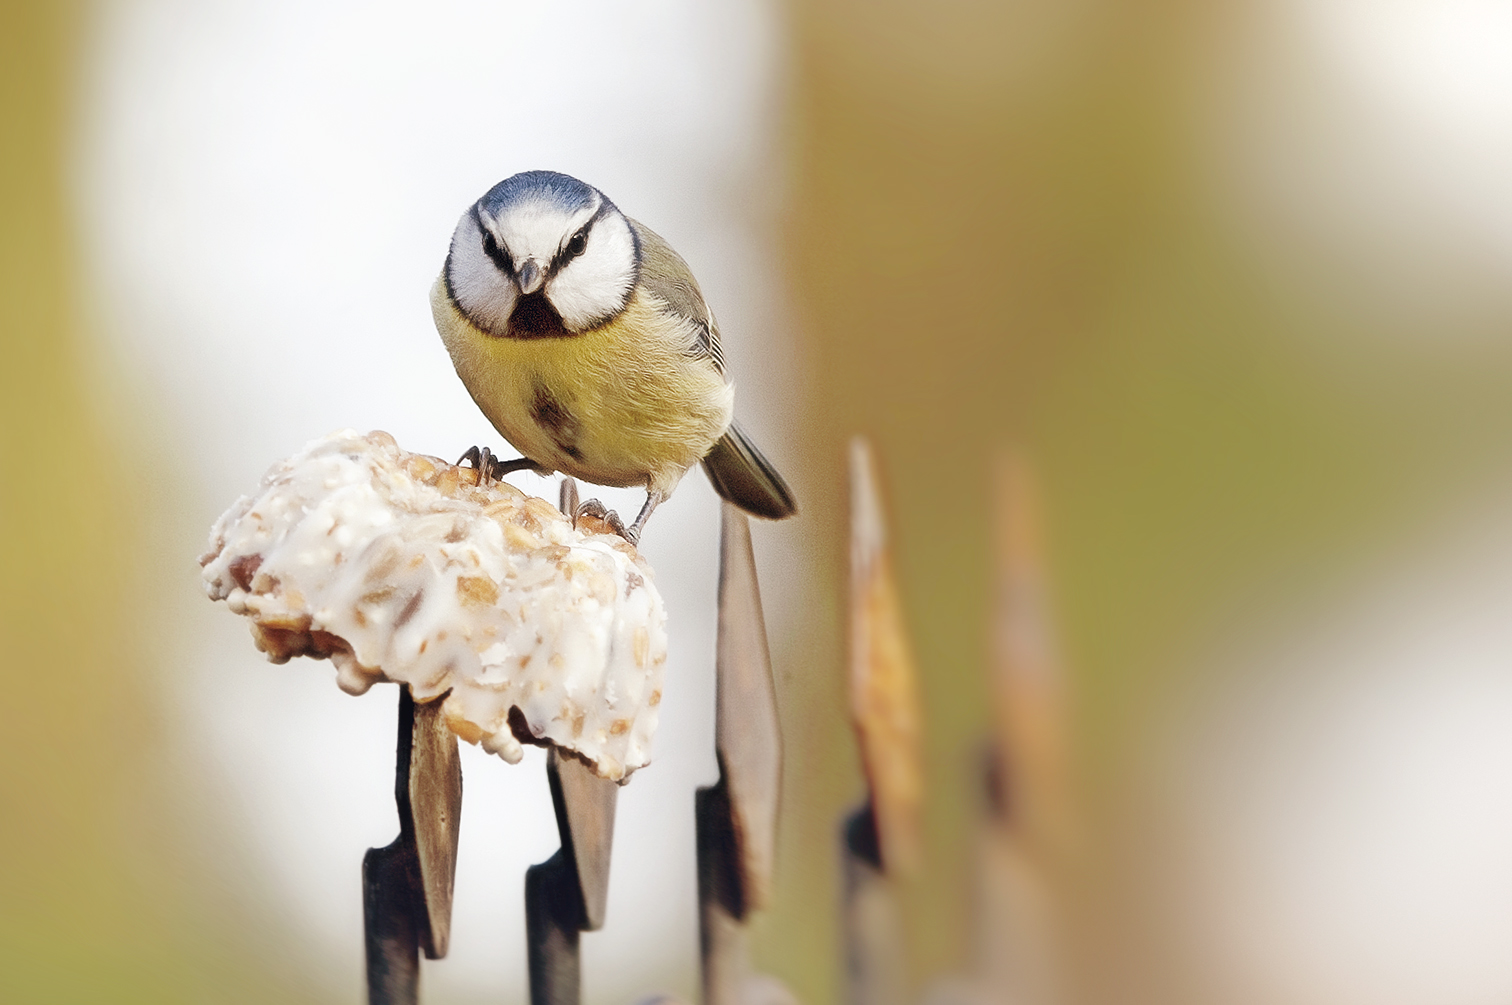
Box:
<box><xmin>702</xmin><ymin>423</ymin><xmax>797</xmax><ymax>520</ymax></box>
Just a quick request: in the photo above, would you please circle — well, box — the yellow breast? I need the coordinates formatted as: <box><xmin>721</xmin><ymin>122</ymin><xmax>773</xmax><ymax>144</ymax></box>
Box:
<box><xmin>431</xmin><ymin>278</ymin><xmax>734</xmax><ymax>495</ymax></box>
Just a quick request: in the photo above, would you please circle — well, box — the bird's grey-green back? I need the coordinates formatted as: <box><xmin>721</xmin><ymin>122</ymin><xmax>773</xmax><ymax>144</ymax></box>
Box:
<box><xmin>630</xmin><ymin>218</ymin><xmax>725</xmax><ymax>373</ymax></box>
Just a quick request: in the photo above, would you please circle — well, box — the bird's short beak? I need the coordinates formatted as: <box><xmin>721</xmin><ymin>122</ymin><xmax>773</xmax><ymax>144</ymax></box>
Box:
<box><xmin>516</xmin><ymin>259</ymin><xmax>544</xmax><ymax>295</ymax></box>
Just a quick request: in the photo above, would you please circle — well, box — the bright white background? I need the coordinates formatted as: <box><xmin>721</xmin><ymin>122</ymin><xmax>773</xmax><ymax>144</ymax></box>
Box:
<box><xmin>74</xmin><ymin>2</ymin><xmax>797</xmax><ymax>1001</ymax></box>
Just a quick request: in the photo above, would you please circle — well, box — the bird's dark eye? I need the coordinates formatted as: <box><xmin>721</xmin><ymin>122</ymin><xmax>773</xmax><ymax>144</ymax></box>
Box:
<box><xmin>481</xmin><ymin>229</ymin><xmax>511</xmax><ymax>270</ymax></box>
<box><xmin>565</xmin><ymin>229</ymin><xmax>589</xmax><ymax>259</ymax></box>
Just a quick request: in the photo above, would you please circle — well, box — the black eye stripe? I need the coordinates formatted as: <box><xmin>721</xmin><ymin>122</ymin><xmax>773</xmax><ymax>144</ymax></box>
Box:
<box><xmin>472</xmin><ymin>205</ymin><xmax>514</xmax><ymax>273</ymax></box>
<box><xmin>552</xmin><ymin>202</ymin><xmax>614</xmax><ymax>270</ymax></box>
<box><xmin>544</xmin><ymin>227</ymin><xmax>589</xmax><ymax>276</ymax></box>
<box><xmin>481</xmin><ymin>228</ymin><xmax>513</xmax><ymax>272</ymax></box>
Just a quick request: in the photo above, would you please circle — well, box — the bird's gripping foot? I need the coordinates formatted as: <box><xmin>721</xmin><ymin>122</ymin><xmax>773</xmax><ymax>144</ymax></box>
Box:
<box><xmin>571</xmin><ymin>491</ymin><xmax>663</xmax><ymax>548</ymax></box>
<box><xmin>457</xmin><ymin>446</ymin><xmax>538</xmax><ymax>484</ymax></box>
<box><xmin>573</xmin><ymin>498</ymin><xmax>630</xmax><ymax>542</ymax></box>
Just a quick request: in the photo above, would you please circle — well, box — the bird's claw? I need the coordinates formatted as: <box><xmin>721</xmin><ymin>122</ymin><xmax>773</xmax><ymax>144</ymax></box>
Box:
<box><xmin>457</xmin><ymin>445</ymin><xmax>497</xmax><ymax>484</ymax></box>
<box><xmin>574</xmin><ymin>498</ymin><xmax>636</xmax><ymax>545</ymax></box>
<box><xmin>458</xmin><ymin>446</ymin><xmax>538</xmax><ymax>484</ymax></box>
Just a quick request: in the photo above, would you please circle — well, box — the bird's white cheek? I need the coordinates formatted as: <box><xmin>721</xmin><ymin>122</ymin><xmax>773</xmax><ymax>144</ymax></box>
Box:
<box><xmin>444</xmin><ymin>209</ymin><xmax>520</xmax><ymax>335</ymax></box>
<box><xmin>547</xmin><ymin>225</ymin><xmax>637</xmax><ymax>330</ymax></box>
<box><xmin>450</xmin><ymin>259</ymin><xmax>518</xmax><ymax>334</ymax></box>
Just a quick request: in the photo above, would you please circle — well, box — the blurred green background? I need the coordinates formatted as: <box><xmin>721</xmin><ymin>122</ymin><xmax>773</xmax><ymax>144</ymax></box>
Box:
<box><xmin>8</xmin><ymin>0</ymin><xmax>1512</xmax><ymax>1002</ymax></box>
<box><xmin>2</xmin><ymin>4</ymin><xmax>321</xmax><ymax>1001</ymax></box>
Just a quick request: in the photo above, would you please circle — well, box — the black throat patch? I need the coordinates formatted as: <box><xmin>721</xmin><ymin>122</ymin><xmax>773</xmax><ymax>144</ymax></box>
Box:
<box><xmin>507</xmin><ymin>292</ymin><xmax>573</xmax><ymax>339</ymax></box>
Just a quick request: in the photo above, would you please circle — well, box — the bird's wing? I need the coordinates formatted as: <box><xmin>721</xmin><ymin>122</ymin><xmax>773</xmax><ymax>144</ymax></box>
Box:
<box><xmin>702</xmin><ymin>422</ymin><xmax>797</xmax><ymax>520</ymax></box>
<box><xmin>628</xmin><ymin>218</ymin><xmax>726</xmax><ymax>375</ymax></box>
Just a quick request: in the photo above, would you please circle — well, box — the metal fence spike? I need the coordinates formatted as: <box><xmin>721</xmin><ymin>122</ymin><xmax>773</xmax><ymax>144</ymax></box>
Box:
<box><xmin>846</xmin><ymin>438</ymin><xmax>924</xmax><ymax>875</ymax></box>
<box><xmin>841</xmin><ymin>800</ymin><xmax>908</xmax><ymax>1005</ymax></box>
<box><xmin>410</xmin><ymin>692</ymin><xmax>463</xmax><ymax>958</ymax></box>
<box><xmin>990</xmin><ymin>451</ymin><xmax>1072</xmax><ymax>852</ymax></box>
<box><xmin>526</xmin><ymin>848</ymin><xmax>582</xmax><ymax>1005</ymax></box>
<box><xmin>524</xmin><ymin>758</ymin><xmax>617</xmax><ymax>1005</ymax></box>
<box><xmin>363</xmin><ymin>684</ymin><xmax>463</xmax><ymax>1005</ymax></box>
<box><xmin>697</xmin><ymin>502</ymin><xmax>796</xmax><ymax>1005</ymax></box>
<box><xmin>549</xmin><ymin>749</ymin><xmax>619</xmax><ymax>930</ymax></box>
<box><xmin>925</xmin><ymin>452</ymin><xmax>1071</xmax><ymax>1005</ymax></box>
<box><xmin>526</xmin><ymin>479</ymin><xmax>622</xmax><ymax>1005</ymax></box>
<box><xmin>714</xmin><ymin>503</ymin><xmax>782</xmax><ymax>909</ymax></box>
<box><xmin>840</xmin><ymin>438</ymin><xmax>926</xmax><ymax>1005</ymax></box>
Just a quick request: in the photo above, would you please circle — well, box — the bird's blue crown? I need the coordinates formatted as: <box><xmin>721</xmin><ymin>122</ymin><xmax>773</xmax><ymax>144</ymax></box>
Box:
<box><xmin>477</xmin><ymin>170</ymin><xmax>600</xmax><ymax>216</ymax></box>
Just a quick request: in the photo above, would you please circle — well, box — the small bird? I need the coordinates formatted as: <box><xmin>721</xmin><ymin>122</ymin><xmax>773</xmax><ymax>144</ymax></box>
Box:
<box><xmin>431</xmin><ymin>170</ymin><xmax>796</xmax><ymax>543</ymax></box>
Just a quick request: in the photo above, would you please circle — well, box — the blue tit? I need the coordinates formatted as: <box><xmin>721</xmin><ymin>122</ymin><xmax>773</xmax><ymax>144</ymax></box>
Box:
<box><xmin>431</xmin><ymin>170</ymin><xmax>796</xmax><ymax>544</ymax></box>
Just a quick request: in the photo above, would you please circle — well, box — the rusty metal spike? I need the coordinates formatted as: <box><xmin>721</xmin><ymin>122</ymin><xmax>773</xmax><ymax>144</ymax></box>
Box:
<box><xmin>526</xmin><ymin>848</ymin><xmax>581</xmax><ymax>1005</ymax></box>
<box><xmin>714</xmin><ymin>502</ymin><xmax>783</xmax><ymax>909</ymax></box>
<box><xmin>526</xmin><ymin>749</ymin><xmax>619</xmax><ymax>1005</ymax></box>
<box><xmin>696</xmin><ymin>502</ymin><xmax>793</xmax><ymax>1005</ymax></box>
<box><xmin>363</xmin><ymin>839</ymin><xmax>420</xmax><ymax>1005</ymax></box>
<box><xmin>409</xmin><ymin>692</ymin><xmax>463</xmax><ymax>958</ymax></box>
<box><xmin>990</xmin><ymin>451</ymin><xmax>1071</xmax><ymax>853</ymax></box>
<box><xmin>839</xmin><ymin>438</ymin><xmax>923</xmax><ymax>1005</ymax></box>
<box><xmin>526</xmin><ymin>479</ymin><xmax>622</xmax><ymax>1005</ymax></box>
<box><xmin>363</xmin><ymin>684</ymin><xmax>463</xmax><ymax>1005</ymax></box>
<box><xmin>840</xmin><ymin>798</ymin><xmax>908</xmax><ymax>1005</ymax></box>
<box><xmin>549</xmin><ymin>748</ymin><xmax>618</xmax><ymax>931</ymax></box>
<box><xmin>941</xmin><ymin>450</ymin><xmax>1070</xmax><ymax>1005</ymax></box>
<box><xmin>846</xmin><ymin>438</ymin><xmax>924</xmax><ymax>875</ymax></box>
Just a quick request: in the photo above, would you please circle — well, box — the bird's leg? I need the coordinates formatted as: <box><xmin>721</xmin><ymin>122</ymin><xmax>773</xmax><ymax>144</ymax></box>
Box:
<box><xmin>624</xmin><ymin>491</ymin><xmax>664</xmax><ymax>547</ymax></box>
<box><xmin>488</xmin><ymin>455</ymin><xmax>539</xmax><ymax>479</ymax></box>
<box><xmin>558</xmin><ymin>477</ymin><xmax>580</xmax><ymax>518</ymax></box>
<box><xmin>457</xmin><ymin>446</ymin><xmax>538</xmax><ymax>484</ymax></box>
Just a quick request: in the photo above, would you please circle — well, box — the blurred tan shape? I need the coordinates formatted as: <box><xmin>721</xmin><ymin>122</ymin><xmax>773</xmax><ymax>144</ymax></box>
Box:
<box><xmin>922</xmin><ymin>453</ymin><xmax>1070</xmax><ymax>1005</ymax></box>
<box><xmin>847</xmin><ymin>437</ymin><xmax>925</xmax><ymax>875</ymax></box>
<box><xmin>991</xmin><ymin>451</ymin><xmax>1075</xmax><ymax>858</ymax></box>
<box><xmin>844</xmin><ymin>848</ymin><xmax>910</xmax><ymax>1005</ymax></box>
<box><xmin>964</xmin><ymin>819</ymin><xmax>1062</xmax><ymax>1005</ymax></box>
